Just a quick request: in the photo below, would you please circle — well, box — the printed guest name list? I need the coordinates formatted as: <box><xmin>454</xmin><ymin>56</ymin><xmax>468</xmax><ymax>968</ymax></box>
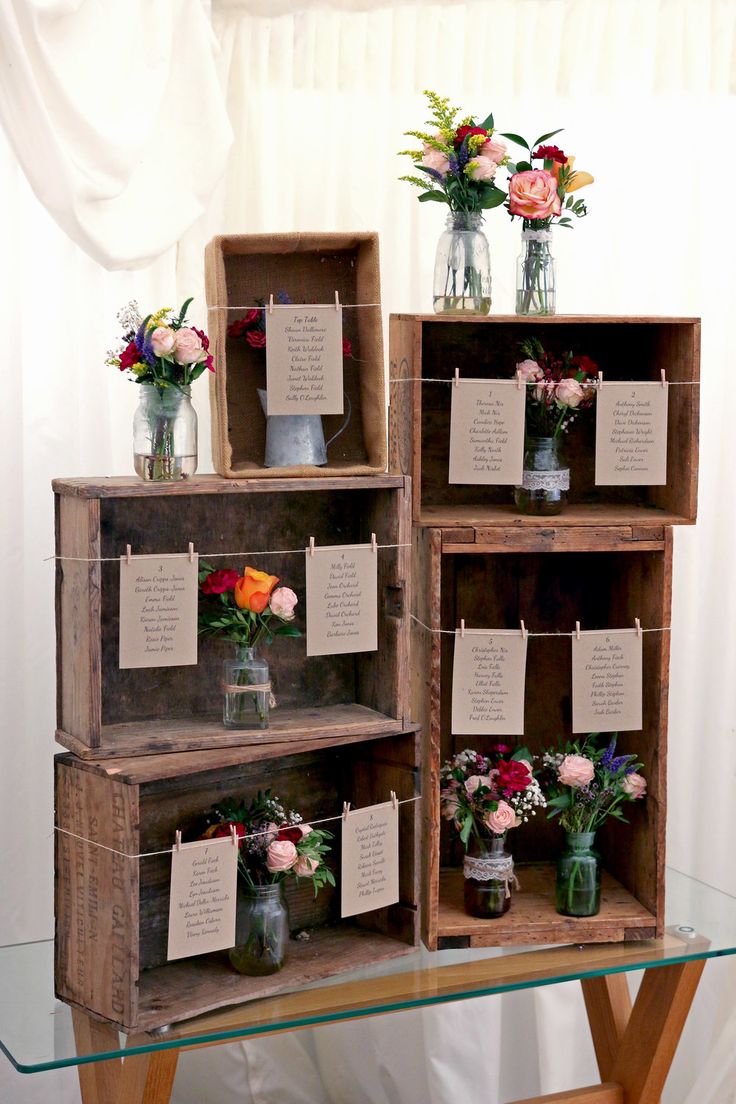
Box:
<box><xmin>595</xmin><ymin>381</ymin><xmax>669</xmax><ymax>485</ymax></box>
<box><xmin>306</xmin><ymin>543</ymin><xmax>378</xmax><ymax>656</ymax></box>
<box><xmin>451</xmin><ymin>630</ymin><xmax>528</xmax><ymax>736</ymax></box>
<box><xmin>119</xmin><ymin>552</ymin><xmax>198</xmax><ymax>669</ymax></box>
<box><xmin>572</xmin><ymin>629</ymin><xmax>643</xmax><ymax>733</ymax></box>
<box><xmin>449</xmin><ymin>379</ymin><xmax>525</xmax><ymax>485</ymax></box>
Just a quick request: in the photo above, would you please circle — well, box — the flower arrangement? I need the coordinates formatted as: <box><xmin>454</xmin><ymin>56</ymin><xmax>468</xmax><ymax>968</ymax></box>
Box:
<box><xmin>399</xmin><ymin>90</ymin><xmax>508</xmax><ymax>214</ymax></box>
<box><xmin>540</xmin><ymin>733</ymin><xmax>647</xmax><ymax>833</ymax></box>
<box><xmin>106</xmin><ymin>299</ymin><xmax>214</xmax><ymax>389</ymax></box>
<box><xmin>502</xmin><ymin>129</ymin><xmax>593</xmax><ymax>230</ymax></box>
<box><xmin>198</xmin><ymin>563</ymin><xmax>301</xmax><ymax>651</ymax></box>
<box><xmin>440</xmin><ymin>745</ymin><xmax>546</xmax><ymax>848</ymax></box>
<box><xmin>516</xmin><ymin>337</ymin><xmax>598</xmax><ymax>439</ymax></box>
<box><xmin>228</xmin><ymin>292</ymin><xmax>353</xmax><ymax>359</ymax></box>
<box><xmin>203</xmin><ymin>791</ymin><xmax>334</xmax><ymax>894</ymax></box>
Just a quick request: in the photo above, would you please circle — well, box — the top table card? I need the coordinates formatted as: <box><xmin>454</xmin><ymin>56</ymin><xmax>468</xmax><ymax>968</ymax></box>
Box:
<box><xmin>448</xmin><ymin>379</ymin><xmax>526</xmax><ymax>485</ymax></box>
<box><xmin>265</xmin><ymin>305</ymin><xmax>344</xmax><ymax>414</ymax></box>
<box><xmin>595</xmin><ymin>381</ymin><xmax>669</xmax><ymax>486</ymax></box>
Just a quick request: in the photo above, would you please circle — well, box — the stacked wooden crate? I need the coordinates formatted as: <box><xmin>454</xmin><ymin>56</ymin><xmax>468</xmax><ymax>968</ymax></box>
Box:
<box><xmin>53</xmin><ymin>236</ymin><xmax>420</xmax><ymax>1033</ymax></box>
<box><xmin>389</xmin><ymin>313</ymin><xmax>700</xmax><ymax>950</ymax></box>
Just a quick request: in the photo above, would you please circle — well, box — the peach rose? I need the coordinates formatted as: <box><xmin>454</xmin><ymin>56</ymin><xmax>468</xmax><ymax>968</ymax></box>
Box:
<box><xmin>421</xmin><ymin>136</ymin><xmax>449</xmax><ymax>177</ymax></box>
<box><xmin>269</xmin><ymin>586</ymin><xmax>298</xmax><ymax>620</ymax></box>
<box><xmin>173</xmin><ymin>326</ymin><xmax>207</xmax><ymax>365</ymax></box>
<box><xmin>294</xmin><ymin>854</ymin><xmax>319</xmax><ymax>877</ymax></box>
<box><xmin>469</xmin><ymin>157</ymin><xmax>497</xmax><ymax>182</ymax></box>
<box><xmin>516</xmin><ymin>358</ymin><xmax>541</xmax><ymax>383</ymax></box>
<box><xmin>558</xmin><ymin>754</ymin><xmax>595</xmax><ymax>788</ymax></box>
<box><xmin>150</xmin><ymin>326</ymin><xmax>176</xmax><ymax>356</ymax></box>
<box><xmin>555</xmin><ymin>378</ymin><xmax>585</xmax><ymax>408</ymax></box>
<box><xmin>479</xmin><ymin>137</ymin><xmax>507</xmax><ymax>164</ymax></box>
<box><xmin>508</xmin><ymin>169</ymin><xmax>562</xmax><ymax>220</ymax></box>
<box><xmin>266</xmin><ymin>839</ymin><xmax>298</xmax><ymax>872</ymax></box>
<box><xmin>464</xmin><ymin>774</ymin><xmax>493</xmax><ymax>797</ymax></box>
<box><xmin>484</xmin><ymin>800</ymin><xmax>518</xmax><ymax>834</ymax></box>
<box><xmin>234</xmin><ymin>567</ymin><xmax>279</xmax><ymax>613</ymax></box>
<box><xmin>622</xmin><ymin>772</ymin><xmax>647</xmax><ymax>799</ymax></box>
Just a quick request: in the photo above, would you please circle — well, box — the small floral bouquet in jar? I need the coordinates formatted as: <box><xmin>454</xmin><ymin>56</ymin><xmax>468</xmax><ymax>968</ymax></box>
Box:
<box><xmin>440</xmin><ymin>745</ymin><xmax>546</xmax><ymax>919</ymax></box>
<box><xmin>202</xmin><ymin>791</ymin><xmax>334</xmax><ymax>976</ymax></box>
<box><xmin>539</xmin><ymin>733</ymin><xmax>646</xmax><ymax>918</ymax></box>
<box><xmin>198</xmin><ymin>563</ymin><xmax>301</xmax><ymax>731</ymax></box>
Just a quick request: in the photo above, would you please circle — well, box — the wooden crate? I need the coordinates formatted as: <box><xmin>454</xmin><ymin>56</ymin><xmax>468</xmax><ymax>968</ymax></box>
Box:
<box><xmin>53</xmin><ymin>474</ymin><xmax>411</xmax><ymax>759</ymax></box>
<box><xmin>55</xmin><ymin>727</ymin><xmax>420</xmax><ymax>1032</ymax></box>
<box><xmin>413</xmin><ymin>523</ymin><xmax>672</xmax><ymax>950</ymax></box>
<box><xmin>389</xmin><ymin>314</ymin><xmax>700</xmax><ymax>527</ymax></box>
<box><xmin>205</xmin><ymin>232</ymin><xmax>387</xmax><ymax>477</ymax></box>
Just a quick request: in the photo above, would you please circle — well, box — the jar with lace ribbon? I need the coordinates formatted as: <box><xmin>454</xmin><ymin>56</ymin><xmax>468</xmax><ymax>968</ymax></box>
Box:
<box><xmin>463</xmin><ymin>833</ymin><xmax>518</xmax><ymax>919</ymax></box>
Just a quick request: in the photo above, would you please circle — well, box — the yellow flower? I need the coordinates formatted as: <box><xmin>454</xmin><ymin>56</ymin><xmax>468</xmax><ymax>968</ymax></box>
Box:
<box><xmin>552</xmin><ymin>156</ymin><xmax>594</xmax><ymax>193</ymax></box>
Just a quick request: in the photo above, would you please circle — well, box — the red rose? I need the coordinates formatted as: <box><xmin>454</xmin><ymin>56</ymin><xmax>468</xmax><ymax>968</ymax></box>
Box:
<box><xmin>192</xmin><ymin>327</ymin><xmax>209</xmax><ymax>351</ymax></box>
<box><xmin>245</xmin><ymin>330</ymin><xmax>267</xmax><ymax>349</ymax></box>
<box><xmin>533</xmin><ymin>144</ymin><xmax>567</xmax><ymax>163</ymax></box>
<box><xmin>454</xmin><ymin>125</ymin><xmax>488</xmax><ymax>147</ymax></box>
<box><xmin>119</xmin><ymin>340</ymin><xmax>140</xmax><ymax>372</ymax></box>
<box><xmin>227</xmin><ymin>310</ymin><xmax>261</xmax><ymax>339</ymax></box>
<box><xmin>495</xmin><ymin>760</ymin><xmax>532</xmax><ymax>794</ymax></box>
<box><xmin>210</xmin><ymin>820</ymin><xmax>246</xmax><ymax>842</ymax></box>
<box><xmin>570</xmin><ymin>354</ymin><xmax>598</xmax><ymax>378</ymax></box>
<box><xmin>342</xmin><ymin>337</ymin><xmax>352</xmax><ymax>359</ymax></box>
<box><xmin>201</xmin><ymin>568</ymin><xmax>240</xmax><ymax>595</ymax></box>
<box><xmin>277</xmin><ymin>826</ymin><xmax>303</xmax><ymax>844</ymax></box>
<box><xmin>491</xmin><ymin>743</ymin><xmax>512</xmax><ymax>755</ymax></box>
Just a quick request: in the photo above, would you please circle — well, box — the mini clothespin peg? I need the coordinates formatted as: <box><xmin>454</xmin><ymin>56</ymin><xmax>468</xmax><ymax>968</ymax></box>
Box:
<box><xmin>188</xmin><ymin>542</ymin><xmax>195</xmax><ymax>563</ymax></box>
<box><xmin>520</xmin><ymin>619</ymin><xmax>528</xmax><ymax>640</ymax></box>
<box><xmin>635</xmin><ymin>617</ymin><xmax>642</xmax><ymax>637</ymax></box>
<box><xmin>335</xmin><ymin>290</ymin><xmax>341</xmax><ymax>311</ymax></box>
<box><xmin>309</xmin><ymin>536</ymin><xmax>315</xmax><ymax>557</ymax></box>
<box><xmin>460</xmin><ymin>618</ymin><xmax>466</xmax><ymax>638</ymax></box>
<box><xmin>597</xmin><ymin>371</ymin><xmax>603</xmax><ymax>390</ymax></box>
<box><xmin>454</xmin><ymin>367</ymin><xmax>460</xmax><ymax>387</ymax></box>
<box><xmin>575</xmin><ymin>620</ymin><xmax>581</xmax><ymax>640</ymax></box>
<box><xmin>126</xmin><ymin>544</ymin><xmax>132</xmax><ymax>565</ymax></box>
<box><xmin>371</xmin><ymin>532</ymin><xmax>377</xmax><ymax>554</ymax></box>
<box><xmin>175</xmin><ymin>830</ymin><xmax>182</xmax><ymax>852</ymax></box>
<box><xmin>342</xmin><ymin>801</ymin><xmax>351</xmax><ymax>821</ymax></box>
<box><xmin>390</xmin><ymin>790</ymin><xmax>397</xmax><ymax>810</ymax></box>
<box><xmin>229</xmin><ymin>824</ymin><xmax>238</xmax><ymax>846</ymax></box>
<box><xmin>516</xmin><ymin>370</ymin><xmax>523</xmax><ymax>391</ymax></box>
<box><xmin>268</xmin><ymin>293</ymin><xmax>274</xmax><ymax>315</ymax></box>
<box><xmin>660</xmin><ymin>369</ymin><xmax>667</xmax><ymax>388</ymax></box>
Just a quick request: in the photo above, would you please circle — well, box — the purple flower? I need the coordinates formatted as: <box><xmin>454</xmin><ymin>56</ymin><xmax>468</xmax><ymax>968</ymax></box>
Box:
<box><xmin>422</xmin><ymin>165</ymin><xmax>446</xmax><ymax>185</ymax></box>
<box><xmin>457</xmin><ymin>137</ymin><xmax>470</xmax><ymax>170</ymax></box>
<box><xmin>448</xmin><ymin>154</ymin><xmax>462</xmax><ymax>179</ymax></box>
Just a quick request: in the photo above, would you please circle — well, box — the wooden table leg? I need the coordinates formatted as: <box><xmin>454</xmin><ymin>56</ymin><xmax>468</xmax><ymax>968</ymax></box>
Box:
<box><xmin>116</xmin><ymin>1046</ymin><xmax>179</xmax><ymax>1104</ymax></box>
<box><xmin>71</xmin><ymin>1009</ymin><xmax>179</xmax><ymax>1104</ymax></box>
<box><xmin>581</xmin><ymin>974</ymin><xmax>633</xmax><ymax>1080</ymax></box>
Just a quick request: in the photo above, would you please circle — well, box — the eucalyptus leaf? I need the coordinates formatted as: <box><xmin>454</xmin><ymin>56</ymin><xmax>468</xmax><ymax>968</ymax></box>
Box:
<box><xmin>532</xmin><ymin>128</ymin><xmax>564</xmax><ymax>148</ymax></box>
<box><xmin>500</xmin><ymin>132</ymin><xmax>530</xmax><ymax>151</ymax></box>
<box><xmin>478</xmin><ymin>112</ymin><xmax>494</xmax><ymax>132</ymax></box>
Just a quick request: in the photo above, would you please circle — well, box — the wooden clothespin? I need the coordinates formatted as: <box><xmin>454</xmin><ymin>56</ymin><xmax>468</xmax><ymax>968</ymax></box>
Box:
<box><xmin>597</xmin><ymin>371</ymin><xmax>603</xmax><ymax>390</ymax></box>
<box><xmin>460</xmin><ymin>619</ymin><xmax>466</xmax><ymax>638</ymax></box>
<box><xmin>268</xmin><ymin>293</ymin><xmax>274</xmax><ymax>315</ymax></box>
<box><xmin>309</xmin><ymin>536</ymin><xmax>315</xmax><ymax>557</ymax></box>
<box><xmin>188</xmin><ymin>542</ymin><xmax>195</xmax><ymax>563</ymax></box>
<box><xmin>342</xmin><ymin>801</ymin><xmax>351</xmax><ymax>821</ymax></box>
<box><xmin>635</xmin><ymin>617</ymin><xmax>642</xmax><ymax>637</ymax></box>
<box><xmin>371</xmin><ymin>532</ymin><xmax>377</xmax><ymax>553</ymax></box>
<box><xmin>390</xmin><ymin>790</ymin><xmax>397</xmax><ymax>810</ymax></box>
<box><xmin>175</xmin><ymin>830</ymin><xmax>182</xmax><ymax>852</ymax></box>
<box><xmin>454</xmin><ymin>367</ymin><xmax>460</xmax><ymax>387</ymax></box>
<box><xmin>126</xmin><ymin>544</ymin><xmax>132</xmax><ymax>565</ymax></box>
<box><xmin>660</xmin><ymin>369</ymin><xmax>667</xmax><ymax>388</ymax></box>
<box><xmin>520</xmin><ymin>619</ymin><xmax>528</xmax><ymax>640</ymax></box>
<box><xmin>334</xmin><ymin>290</ymin><xmax>341</xmax><ymax>312</ymax></box>
<box><xmin>516</xmin><ymin>370</ymin><xmax>523</xmax><ymax>391</ymax></box>
<box><xmin>229</xmin><ymin>824</ymin><xmax>238</xmax><ymax>846</ymax></box>
<box><xmin>575</xmin><ymin>620</ymin><xmax>581</xmax><ymax>640</ymax></box>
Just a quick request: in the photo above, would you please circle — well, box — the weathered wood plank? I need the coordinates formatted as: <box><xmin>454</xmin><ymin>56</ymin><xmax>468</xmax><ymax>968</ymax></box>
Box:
<box><xmin>52</xmin><ymin>474</ymin><xmax>405</xmax><ymax>498</ymax></box>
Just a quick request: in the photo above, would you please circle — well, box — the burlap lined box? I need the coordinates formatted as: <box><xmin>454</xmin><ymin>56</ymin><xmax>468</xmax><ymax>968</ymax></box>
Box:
<box><xmin>205</xmin><ymin>232</ymin><xmax>387</xmax><ymax>477</ymax></box>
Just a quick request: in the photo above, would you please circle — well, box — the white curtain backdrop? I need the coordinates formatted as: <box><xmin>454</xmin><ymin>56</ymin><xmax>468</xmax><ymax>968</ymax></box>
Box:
<box><xmin>1</xmin><ymin>1</ymin><xmax>736</xmax><ymax>1101</ymax></box>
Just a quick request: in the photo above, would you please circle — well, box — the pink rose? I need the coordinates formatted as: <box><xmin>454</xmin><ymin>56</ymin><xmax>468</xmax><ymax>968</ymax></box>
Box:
<box><xmin>479</xmin><ymin>137</ymin><xmax>507</xmax><ymax>164</ymax></box>
<box><xmin>484</xmin><ymin>800</ymin><xmax>518</xmax><ymax>834</ymax></box>
<box><xmin>266</xmin><ymin>839</ymin><xmax>298</xmax><ymax>872</ymax></box>
<box><xmin>508</xmin><ymin>169</ymin><xmax>562</xmax><ymax>220</ymax></box>
<box><xmin>516</xmin><ymin>358</ymin><xmax>541</xmax><ymax>383</ymax></box>
<box><xmin>269</xmin><ymin>586</ymin><xmax>298</xmax><ymax>621</ymax></box>
<box><xmin>173</xmin><ymin>326</ymin><xmax>207</xmax><ymax>365</ymax></box>
<box><xmin>294</xmin><ymin>854</ymin><xmax>319</xmax><ymax>877</ymax></box>
<box><xmin>469</xmin><ymin>157</ymin><xmax>497</xmax><ymax>182</ymax></box>
<box><xmin>555</xmin><ymin>378</ymin><xmax>585</xmax><ymax>408</ymax></box>
<box><xmin>150</xmin><ymin>326</ymin><xmax>175</xmax><ymax>356</ymax></box>
<box><xmin>421</xmin><ymin>136</ymin><xmax>449</xmax><ymax>177</ymax></box>
<box><xmin>622</xmin><ymin>772</ymin><xmax>647</xmax><ymax>799</ymax></box>
<box><xmin>464</xmin><ymin>774</ymin><xmax>493</xmax><ymax>797</ymax></box>
<box><xmin>558</xmin><ymin>754</ymin><xmax>595</xmax><ymax>788</ymax></box>
<box><xmin>440</xmin><ymin>790</ymin><xmax>460</xmax><ymax>820</ymax></box>
<box><xmin>534</xmin><ymin>379</ymin><xmax>554</xmax><ymax>403</ymax></box>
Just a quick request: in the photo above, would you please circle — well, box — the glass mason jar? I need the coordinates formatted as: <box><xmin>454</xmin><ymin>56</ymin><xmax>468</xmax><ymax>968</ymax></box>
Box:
<box><xmin>133</xmin><ymin>383</ymin><xmax>197</xmax><ymax>481</ymax></box>
<box><xmin>514</xmin><ymin>436</ymin><xmax>570</xmax><ymax>516</ymax></box>
<box><xmin>555</xmin><ymin>831</ymin><xmax>601</xmax><ymax>917</ymax></box>
<box><xmin>463</xmin><ymin>834</ymin><xmax>514</xmax><ymax>919</ymax></box>
<box><xmin>516</xmin><ymin>229</ymin><xmax>556</xmax><ymax>316</ymax></box>
<box><xmin>433</xmin><ymin>212</ymin><xmax>491</xmax><ymax>315</ymax></box>
<box><xmin>223</xmin><ymin>646</ymin><xmax>271</xmax><ymax>730</ymax></box>
<box><xmin>229</xmin><ymin>883</ymin><xmax>290</xmax><ymax>976</ymax></box>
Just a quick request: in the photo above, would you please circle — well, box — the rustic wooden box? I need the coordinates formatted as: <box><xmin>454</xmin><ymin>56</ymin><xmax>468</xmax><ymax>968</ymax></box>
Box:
<box><xmin>205</xmin><ymin>232</ymin><xmax>387</xmax><ymax>477</ymax></box>
<box><xmin>413</xmin><ymin>523</ymin><xmax>672</xmax><ymax>950</ymax></box>
<box><xmin>55</xmin><ymin>727</ymin><xmax>419</xmax><ymax>1032</ymax></box>
<box><xmin>53</xmin><ymin>474</ymin><xmax>411</xmax><ymax>759</ymax></box>
<box><xmin>390</xmin><ymin>314</ymin><xmax>700</xmax><ymax>527</ymax></box>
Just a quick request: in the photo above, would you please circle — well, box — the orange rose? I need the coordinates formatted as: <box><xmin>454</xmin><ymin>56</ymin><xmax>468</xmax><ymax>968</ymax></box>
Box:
<box><xmin>234</xmin><ymin>567</ymin><xmax>279</xmax><ymax>613</ymax></box>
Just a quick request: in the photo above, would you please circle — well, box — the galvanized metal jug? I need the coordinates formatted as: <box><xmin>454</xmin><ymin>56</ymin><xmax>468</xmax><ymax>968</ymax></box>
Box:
<box><xmin>257</xmin><ymin>389</ymin><xmax>351</xmax><ymax>468</ymax></box>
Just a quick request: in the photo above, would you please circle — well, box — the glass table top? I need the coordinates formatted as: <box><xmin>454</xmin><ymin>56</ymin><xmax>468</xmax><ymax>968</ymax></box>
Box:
<box><xmin>2</xmin><ymin>866</ymin><xmax>735</xmax><ymax>1074</ymax></box>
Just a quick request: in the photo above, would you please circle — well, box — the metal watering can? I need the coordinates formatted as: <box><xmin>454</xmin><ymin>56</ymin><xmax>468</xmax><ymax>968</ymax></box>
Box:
<box><xmin>257</xmin><ymin>389</ymin><xmax>352</xmax><ymax>468</ymax></box>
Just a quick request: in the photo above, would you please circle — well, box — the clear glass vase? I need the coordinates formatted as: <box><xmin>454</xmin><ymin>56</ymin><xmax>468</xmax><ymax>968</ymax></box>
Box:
<box><xmin>516</xmin><ymin>229</ymin><xmax>556</xmax><ymax>316</ymax></box>
<box><xmin>223</xmin><ymin>646</ymin><xmax>271</xmax><ymax>730</ymax></box>
<box><xmin>514</xmin><ymin>436</ymin><xmax>570</xmax><ymax>516</ymax></box>
<box><xmin>433</xmin><ymin>212</ymin><xmax>491</xmax><ymax>315</ymax></box>
<box><xmin>463</xmin><ymin>834</ymin><xmax>514</xmax><ymax>919</ymax></box>
<box><xmin>133</xmin><ymin>384</ymin><xmax>197</xmax><ymax>481</ymax></box>
<box><xmin>229</xmin><ymin>883</ymin><xmax>290</xmax><ymax>976</ymax></box>
<box><xmin>555</xmin><ymin>831</ymin><xmax>601</xmax><ymax>917</ymax></box>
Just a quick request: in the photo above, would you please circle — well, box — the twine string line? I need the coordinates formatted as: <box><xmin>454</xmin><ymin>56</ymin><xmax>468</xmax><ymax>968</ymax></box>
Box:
<box><xmin>410</xmin><ymin>612</ymin><xmax>671</xmax><ymax>637</ymax></box>
<box><xmin>54</xmin><ymin>796</ymin><xmax>421</xmax><ymax>860</ymax></box>
<box><xmin>45</xmin><ymin>542</ymin><xmax>411</xmax><ymax>565</ymax></box>
<box><xmin>207</xmin><ymin>303</ymin><xmax>381</xmax><ymax>311</ymax></box>
<box><xmin>389</xmin><ymin>377</ymin><xmax>700</xmax><ymax>386</ymax></box>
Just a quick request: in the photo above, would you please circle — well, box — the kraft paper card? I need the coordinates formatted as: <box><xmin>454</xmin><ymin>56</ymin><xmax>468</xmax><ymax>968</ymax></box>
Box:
<box><xmin>572</xmin><ymin>629</ymin><xmax>643</xmax><ymax>733</ymax></box>
<box><xmin>595</xmin><ymin>381</ymin><xmax>669</xmax><ymax>485</ymax></box>
<box><xmin>265</xmin><ymin>304</ymin><xmax>343</xmax><ymax>415</ymax></box>
<box><xmin>341</xmin><ymin>800</ymin><xmax>399</xmax><ymax>918</ymax></box>
<box><xmin>449</xmin><ymin>379</ymin><xmax>526</xmax><ymax>484</ymax></box>
<box><xmin>119</xmin><ymin>553</ymin><xmax>198</xmax><ymax>669</ymax></box>
<box><xmin>167</xmin><ymin>837</ymin><xmax>239</xmax><ymax>961</ymax></box>
<box><xmin>451</xmin><ymin>630</ymin><xmax>528</xmax><ymax>735</ymax></box>
<box><xmin>305</xmin><ymin>543</ymin><xmax>378</xmax><ymax>656</ymax></box>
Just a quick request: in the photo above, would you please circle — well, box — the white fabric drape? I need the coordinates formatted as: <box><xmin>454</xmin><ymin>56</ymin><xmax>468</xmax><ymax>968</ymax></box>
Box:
<box><xmin>1</xmin><ymin>2</ymin><xmax>736</xmax><ymax>1102</ymax></box>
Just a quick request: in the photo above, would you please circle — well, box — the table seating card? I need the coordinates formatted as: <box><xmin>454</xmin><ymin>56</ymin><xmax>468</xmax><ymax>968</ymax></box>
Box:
<box><xmin>167</xmin><ymin>837</ymin><xmax>239</xmax><ymax>961</ymax></box>
<box><xmin>572</xmin><ymin>629</ymin><xmax>643</xmax><ymax>733</ymax></box>
<box><xmin>119</xmin><ymin>553</ymin><xmax>198</xmax><ymax>669</ymax></box>
<box><xmin>265</xmin><ymin>304</ymin><xmax>343</xmax><ymax>414</ymax></box>
<box><xmin>451</xmin><ymin>630</ymin><xmax>528</xmax><ymax>735</ymax></box>
<box><xmin>448</xmin><ymin>379</ymin><xmax>525</xmax><ymax>484</ymax></box>
<box><xmin>595</xmin><ymin>381</ymin><xmax>669</xmax><ymax>485</ymax></box>
<box><xmin>305</xmin><ymin>543</ymin><xmax>378</xmax><ymax>656</ymax></box>
<box><xmin>341</xmin><ymin>800</ymin><xmax>399</xmax><ymax>918</ymax></box>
